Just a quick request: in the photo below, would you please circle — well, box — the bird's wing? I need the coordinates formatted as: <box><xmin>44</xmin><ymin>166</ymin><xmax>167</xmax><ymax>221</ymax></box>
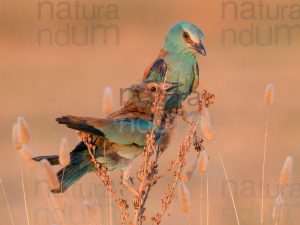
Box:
<box><xmin>191</xmin><ymin>62</ymin><xmax>199</xmax><ymax>93</ymax></box>
<box><xmin>143</xmin><ymin>51</ymin><xmax>167</xmax><ymax>81</ymax></box>
<box><xmin>108</xmin><ymin>107</ymin><xmax>152</xmax><ymax>121</ymax></box>
<box><xmin>56</xmin><ymin>116</ymin><xmax>106</xmax><ymax>136</ymax></box>
<box><xmin>56</xmin><ymin>115</ymin><xmax>155</xmax><ymax>146</ymax></box>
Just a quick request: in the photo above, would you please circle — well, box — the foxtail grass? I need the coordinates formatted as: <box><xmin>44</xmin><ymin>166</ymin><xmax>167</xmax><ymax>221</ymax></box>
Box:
<box><xmin>261</xmin><ymin>83</ymin><xmax>275</xmax><ymax>224</ymax></box>
<box><xmin>12</xmin><ymin>123</ymin><xmax>22</xmax><ymax>150</ymax></box>
<box><xmin>19</xmin><ymin>145</ymin><xmax>36</xmax><ymax>167</ymax></box>
<box><xmin>40</xmin><ymin>159</ymin><xmax>60</xmax><ymax>191</ymax></box>
<box><xmin>102</xmin><ymin>86</ymin><xmax>114</xmax><ymax>115</ymax></box>
<box><xmin>279</xmin><ymin>156</ymin><xmax>293</xmax><ymax>186</ymax></box>
<box><xmin>200</xmin><ymin>114</ymin><xmax>215</xmax><ymax>141</ymax></box>
<box><xmin>59</xmin><ymin>137</ymin><xmax>70</xmax><ymax>166</ymax></box>
<box><xmin>271</xmin><ymin>156</ymin><xmax>293</xmax><ymax>225</ymax></box>
<box><xmin>264</xmin><ymin>83</ymin><xmax>275</xmax><ymax>107</ymax></box>
<box><xmin>17</xmin><ymin>117</ymin><xmax>30</xmax><ymax>144</ymax></box>
<box><xmin>14</xmin><ymin>117</ymin><xmax>32</xmax><ymax>225</ymax></box>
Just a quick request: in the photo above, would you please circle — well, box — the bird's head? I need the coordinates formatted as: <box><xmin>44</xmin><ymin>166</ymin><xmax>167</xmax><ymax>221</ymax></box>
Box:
<box><xmin>163</xmin><ymin>21</ymin><xmax>206</xmax><ymax>56</ymax></box>
<box><xmin>129</xmin><ymin>81</ymin><xmax>182</xmax><ymax>108</ymax></box>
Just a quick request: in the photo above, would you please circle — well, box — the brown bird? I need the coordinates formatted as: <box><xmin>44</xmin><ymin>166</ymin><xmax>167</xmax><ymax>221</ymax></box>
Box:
<box><xmin>33</xmin><ymin>81</ymin><xmax>180</xmax><ymax>193</ymax></box>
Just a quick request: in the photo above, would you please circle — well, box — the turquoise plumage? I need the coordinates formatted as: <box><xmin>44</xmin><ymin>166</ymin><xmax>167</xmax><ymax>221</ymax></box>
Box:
<box><xmin>143</xmin><ymin>21</ymin><xmax>206</xmax><ymax>110</ymax></box>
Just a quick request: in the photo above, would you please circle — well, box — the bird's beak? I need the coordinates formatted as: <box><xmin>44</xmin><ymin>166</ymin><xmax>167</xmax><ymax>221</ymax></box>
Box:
<box><xmin>163</xmin><ymin>82</ymin><xmax>183</xmax><ymax>92</ymax></box>
<box><xmin>194</xmin><ymin>42</ymin><xmax>206</xmax><ymax>56</ymax></box>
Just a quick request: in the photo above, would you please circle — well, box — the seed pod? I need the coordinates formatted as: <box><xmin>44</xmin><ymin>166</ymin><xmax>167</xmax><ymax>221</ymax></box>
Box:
<box><xmin>17</xmin><ymin>117</ymin><xmax>30</xmax><ymax>144</ymax></box>
<box><xmin>59</xmin><ymin>137</ymin><xmax>70</xmax><ymax>166</ymax></box>
<box><xmin>198</xmin><ymin>150</ymin><xmax>209</xmax><ymax>172</ymax></box>
<box><xmin>40</xmin><ymin>159</ymin><xmax>60</xmax><ymax>190</ymax></box>
<box><xmin>200</xmin><ymin>114</ymin><xmax>215</xmax><ymax>141</ymax></box>
<box><xmin>279</xmin><ymin>156</ymin><xmax>293</xmax><ymax>186</ymax></box>
<box><xmin>12</xmin><ymin>123</ymin><xmax>22</xmax><ymax>150</ymax></box>
<box><xmin>19</xmin><ymin>145</ymin><xmax>36</xmax><ymax>167</ymax></box>
<box><xmin>102</xmin><ymin>86</ymin><xmax>114</xmax><ymax>115</ymax></box>
<box><xmin>264</xmin><ymin>83</ymin><xmax>275</xmax><ymax>107</ymax></box>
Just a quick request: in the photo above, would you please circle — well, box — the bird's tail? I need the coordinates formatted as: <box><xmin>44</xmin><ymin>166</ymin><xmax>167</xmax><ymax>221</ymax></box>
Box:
<box><xmin>33</xmin><ymin>141</ymin><xmax>100</xmax><ymax>193</ymax></box>
<box><xmin>52</xmin><ymin>162</ymin><xmax>92</xmax><ymax>193</ymax></box>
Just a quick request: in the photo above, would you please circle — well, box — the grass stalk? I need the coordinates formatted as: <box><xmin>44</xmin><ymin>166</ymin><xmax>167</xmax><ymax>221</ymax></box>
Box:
<box><xmin>26</xmin><ymin>166</ymin><xmax>35</xmax><ymax>225</ymax></box>
<box><xmin>1</xmin><ymin>180</ymin><xmax>16</xmax><ymax>225</ymax></box>
<box><xmin>218</xmin><ymin>152</ymin><xmax>240</xmax><ymax>225</ymax></box>
<box><xmin>261</xmin><ymin>109</ymin><xmax>269</xmax><ymax>224</ymax></box>
<box><xmin>19</xmin><ymin>158</ymin><xmax>31</xmax><ymax>225</ymax></box>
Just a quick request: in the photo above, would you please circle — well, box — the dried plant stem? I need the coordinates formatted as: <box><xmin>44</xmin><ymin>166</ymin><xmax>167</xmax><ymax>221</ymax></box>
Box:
<box><xmin>83</xmin><ymin>139</ymin><xmax>130</xmax><ymax>225</ymax></box>
<box><xmin>19</xmin><ymin>158</ymin><xmax>31</xmax><ymax>225</ymax></box>
<box><xmin>273</xmin><ymin>195</ymin><xmax>283</xmax><ymax>225</ymax></box>
<box><xmin>134</xmin><ymin>144</ymin><xmax>160</xmax><ymax>225</ymax></box>
<box><xmin>1</xmin><ymin>181</ymin><xmax>15</xmax><ymax>225</ymax></box>
<box><xmin>26</xmin><ymin>166</ymin><xmax>35</xmax><ymax>225</ymax></box>
<box><xmin>274</xmin><ymin>203</ymin><xmax>282</xmax><ymax>225</ymax></box>
<box><xmin>218</xmin><ymin>153</ymin><xmax>240</xmax><ymax>225</ymax></box>
<box><xmin>152</xmin><ymin>122</ymin><xmax>197</xmax><ymax>224</ymax></box>
<box><xmin>261</xmin><ymin>109</ymin><xmax>269</xmax><ymax>225</ymax></box>
<box><xmin>133</xmin><ymin>89</ymin><xmax>168</xmax><ymax>225</ymax></box>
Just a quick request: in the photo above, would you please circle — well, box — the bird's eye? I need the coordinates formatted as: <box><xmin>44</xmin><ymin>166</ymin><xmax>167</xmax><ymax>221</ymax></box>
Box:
<box><xmin>183</xmin><ymin>31</ymin><xmax>193</xmax><ymax>44</ymax></box>
<box><xmin>183</xmin><ymin>32</ymin><xmax>189</xmax><ymax>39</ymax></box>
<box><xmin>150</xmin><ymin>86</ymin><xmax>157</xmax><ymax>92</ymax></box>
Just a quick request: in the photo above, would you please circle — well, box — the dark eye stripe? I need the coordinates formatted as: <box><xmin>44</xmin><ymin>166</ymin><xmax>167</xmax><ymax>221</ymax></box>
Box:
<box><xmin>183</xmin><ymin>31</ymin><xmax>193</xmax><ymax>44</ymax></box>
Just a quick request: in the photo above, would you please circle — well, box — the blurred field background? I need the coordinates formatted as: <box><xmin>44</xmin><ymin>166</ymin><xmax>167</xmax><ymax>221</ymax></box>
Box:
<box><xmin>0</xmin><ymin>0</ymin><xmax>300</xmax><ymax>224</ymax></box>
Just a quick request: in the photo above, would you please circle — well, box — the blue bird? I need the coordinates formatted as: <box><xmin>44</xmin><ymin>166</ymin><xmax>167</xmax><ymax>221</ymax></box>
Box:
<box><xmin>143</xmin><ymin>21</ymin><xmax>206</xmax><ymax>110</ymax></box>
<box><xmin>33</xmin><ymin>81</ymin><xmax>179</xmax><ymax>193</ymax></box>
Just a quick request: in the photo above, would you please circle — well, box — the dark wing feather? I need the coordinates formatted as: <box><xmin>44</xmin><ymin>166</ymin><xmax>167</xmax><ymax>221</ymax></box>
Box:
<box><xmin>56</xmin><ymin>115</ymin><xmax>105</xmax><ymax>136</ymax></box>
<box><xmin>191</xmin><ymin>62</ymin><xmax>200</xmax><ymax>93</ymax></box>
<box><xmin>143</xmin><ymin>58</ymin><xmax>167</xmax><ymax>81</ymax></box>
